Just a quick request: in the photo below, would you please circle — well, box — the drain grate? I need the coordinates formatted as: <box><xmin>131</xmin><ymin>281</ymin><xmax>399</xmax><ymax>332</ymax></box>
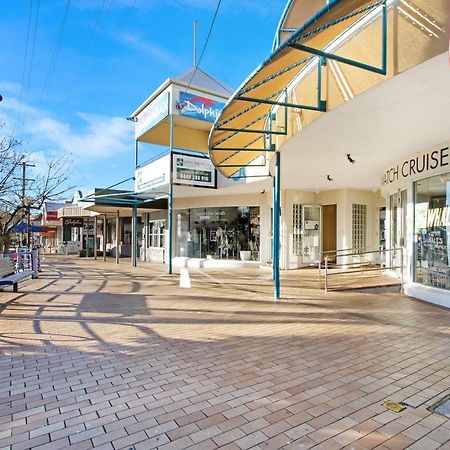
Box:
<box><xmin>428</xmin><ymin>394</ymin><xmax>450</xmax><ymax>418</ymax></box>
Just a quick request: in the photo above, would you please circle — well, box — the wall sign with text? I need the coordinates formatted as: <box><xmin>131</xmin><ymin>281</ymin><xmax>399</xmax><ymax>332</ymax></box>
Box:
<box><xmin>173</xmin><ymin>154</ymin><xmax>216</xmax><ymax>188</ymax></box>
<box><xmin>178</xmin><ymin>91</ymin><xmax>224</xmax><ymax>123</ymax></box>
<box><xmin>381</xmin><ymin>145</ymin><xmax>449</xmax><ymax>192</ymax></box>
<box><xmin>63</xmin><ymin>218</ymin><xmax>84</xmax><ymax>228</ymax></box>
<box><xmin>135</xmin><ymin>91</ymin><xmax>169</xmax><ymax>139</ymax></box>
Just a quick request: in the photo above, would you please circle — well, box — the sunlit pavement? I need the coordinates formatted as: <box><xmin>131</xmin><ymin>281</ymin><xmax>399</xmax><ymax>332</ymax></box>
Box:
<box><xmin>0</xmin><ymin>256</ymin><xmax>449</xmax><ymax>450</ymax></box>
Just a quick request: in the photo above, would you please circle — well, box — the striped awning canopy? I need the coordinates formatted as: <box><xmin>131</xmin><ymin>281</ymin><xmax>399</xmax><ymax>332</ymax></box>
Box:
<box><xmin>208</xmin><ymin>0</ymin><xmax>386</xmax><ymax>178</ymax></box>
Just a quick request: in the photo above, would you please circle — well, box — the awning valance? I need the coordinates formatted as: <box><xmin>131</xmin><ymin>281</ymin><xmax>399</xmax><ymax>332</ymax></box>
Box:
<box><xmin>208</xmin><ymin>0</ymin><xmax>387</xmax><ymax>178</ymax></box>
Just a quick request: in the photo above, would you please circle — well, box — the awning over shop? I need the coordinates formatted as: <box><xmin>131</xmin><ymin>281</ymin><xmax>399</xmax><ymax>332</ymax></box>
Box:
<box><xmin>208</xmin><ymin>0</ymin><xmax>387</xmax><ymax>178</ymax></box>
<box><xmin>81</xmin><ymin>188</ymin><xmax>168</xmax><ymax>216</ymax></box>
<box><xmin>11</xmin><ymin>222</ymin><xmax>46</xmax><ymax>233</ymax></box>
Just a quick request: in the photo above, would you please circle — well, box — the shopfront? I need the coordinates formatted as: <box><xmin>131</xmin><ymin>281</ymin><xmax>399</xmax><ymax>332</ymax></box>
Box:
<box><xmin>382</xmin><ymin>144</ymin><xmax>449</xmax><ymax>307</ymax></box>
<box><xmin>175</xmin><ymin>206</ymin><xmax>260</xmax><ymax>261</ymax></box>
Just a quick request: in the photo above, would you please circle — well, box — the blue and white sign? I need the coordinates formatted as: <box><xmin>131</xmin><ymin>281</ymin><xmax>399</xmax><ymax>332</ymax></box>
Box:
<box><xmin>136</xmin><ymin>91</ymin><xmax>169</xmax><ymax>139</ymax></box>
<box><xmin>178</xmin><ymin>91</ymin><xmax>224</xmax><ymax>123</ymax></box>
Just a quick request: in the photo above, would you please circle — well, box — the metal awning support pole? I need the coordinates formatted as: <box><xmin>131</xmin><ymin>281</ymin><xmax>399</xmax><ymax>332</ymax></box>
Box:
<box><xmin>103</xmin><ymin>215</ymin><xmax>107</xmax><ymax>261</ymax></box>
<box><xmin>85</xmin><ymin>218</ymin><xmax>89</xmax><ymax>259</ymax></box>
<box><xmin>94</xmin><ymin>216</ymin><xmax>97</xmax><ymax>260</ymax></box>
<box><xmin>168</xmin><ymin>111</ymin><xmax>174</xmax><ymax>274</ymax></box>
<box><xmin>115</xmin><ymin>210</ymin><xmax>120</xmax><ymax>264</ymax></box>
<box><xmin>132</xmin><ymin>205</ymin><xmax>137</xmax><ymax>267</ymax></box>
<box><xmin>273</xmin><ymin>151</ymin><xmax>281</xmax><ymax>300</ymax></box>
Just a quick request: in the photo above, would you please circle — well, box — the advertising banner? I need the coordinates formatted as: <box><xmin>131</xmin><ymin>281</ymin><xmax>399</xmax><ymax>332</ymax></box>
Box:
<box><xmin>135</xmin><ymin>155</ymin><xmax>170</xmax><ymax>192</ymax></box>
<box><xmin>173</xmin><ymin>154</ymin><xmax>216</xmax><ymax>188</ymax></box>
<box><xmin>136</xmin><ymin>91</ymin><xmax>169</xmax><ymax>139</ymax></box>
<box><xmin>178</xmin><ymin>91</ymin><xmax>225</xmax><ymax>123</ymax></box>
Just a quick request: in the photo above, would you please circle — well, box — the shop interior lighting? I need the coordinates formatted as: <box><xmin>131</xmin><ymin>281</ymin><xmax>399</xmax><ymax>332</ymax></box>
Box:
<box><xmin>347</xmin><ymin>153</ymin><xmax>356</xmax><ymax>164</ymax></box>
<box><xmin>327</xmin><ymin>175</ymin><xmax>333</xmax><ymax>181</ymax></box>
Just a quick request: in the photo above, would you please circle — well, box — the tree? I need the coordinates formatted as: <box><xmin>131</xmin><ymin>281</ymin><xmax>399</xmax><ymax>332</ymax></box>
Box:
<box><xmin>0</xmin><ymin>122</ymin><xmax>74</xmax><ymax>252</ymax></box>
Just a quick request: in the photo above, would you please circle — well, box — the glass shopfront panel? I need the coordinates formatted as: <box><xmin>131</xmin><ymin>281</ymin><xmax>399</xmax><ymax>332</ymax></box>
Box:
<box><xmin>175</xmin><ymin>207</ymin><xmax>260</xmax><ymax>260</ymax></box>
<box><xmin>414</xmin><ymin>172</ymin><xmax>450</xmax><ymax>290</ymax></box>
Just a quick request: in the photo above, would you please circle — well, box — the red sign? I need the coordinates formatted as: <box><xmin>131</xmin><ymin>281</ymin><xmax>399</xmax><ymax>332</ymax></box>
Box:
<box><xmin>45</xmin><ymin>211</ymin><xmax>59</xmax><ymax>221</ymax></box>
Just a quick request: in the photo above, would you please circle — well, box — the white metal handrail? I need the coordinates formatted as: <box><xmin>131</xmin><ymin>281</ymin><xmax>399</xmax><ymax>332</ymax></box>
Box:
<box><xmin>321</xmin><ymin>246</ymin><xmax>404</xmax><ymax>293</ymax></box>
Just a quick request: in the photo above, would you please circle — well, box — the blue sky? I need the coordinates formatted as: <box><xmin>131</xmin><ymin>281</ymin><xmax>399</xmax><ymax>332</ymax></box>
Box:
<box><xmin>0</xmin><ymin>0</ymin><xmax>286</xmax><ymax>197</ymax></box>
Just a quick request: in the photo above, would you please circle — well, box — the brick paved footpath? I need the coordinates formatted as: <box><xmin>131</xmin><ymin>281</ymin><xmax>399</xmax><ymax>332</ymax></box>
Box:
<box><xmin>0</xmin><ymin>256</ymin><xmax>449</xmax><ymax>450</ymax></box>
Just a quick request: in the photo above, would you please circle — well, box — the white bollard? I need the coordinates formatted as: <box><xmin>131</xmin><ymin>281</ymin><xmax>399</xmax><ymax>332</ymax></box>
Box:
<box><xmin>179</xmin><ymin>268</ymin><xmax>191</xmax><ymax>289</ymax></box>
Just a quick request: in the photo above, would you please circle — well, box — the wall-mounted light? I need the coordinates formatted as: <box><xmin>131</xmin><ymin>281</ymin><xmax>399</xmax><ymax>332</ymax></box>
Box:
<box><xmin>346</xmin><ymin>153</ymin><xmax>355</xmax><ymax>164</ymax></box>
<box><xmin>327</xmin><ymin>175</ymin><xmax>333</xmax><ymax>181</ymax></box>
<box><xmin>126</xmin><ymin>117</ymin><xmax>138</xmax><ymax>122</ymax></box>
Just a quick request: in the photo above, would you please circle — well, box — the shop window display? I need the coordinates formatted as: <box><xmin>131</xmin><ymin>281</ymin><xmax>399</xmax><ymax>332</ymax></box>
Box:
<box><xmin>175</xmin><ymin>207</ymin><xmax>260</xmax><ymax>260</ymax></box>
<box><xmin>414</xmin><ymin>172</ymin><xmax>450</xmax><ymax>290</ymax></box>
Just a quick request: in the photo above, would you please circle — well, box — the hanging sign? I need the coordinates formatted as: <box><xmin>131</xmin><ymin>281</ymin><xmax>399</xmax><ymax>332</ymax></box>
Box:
<box><xmin>178</xmin><ymin>91</ymin><xmax>225</xmax><ymax>123</ymax></box>
<box><xmin>173</xmin><ymin>154</ymin><xmax>216</xmax><ymax>188</ymax></box>
<box><xmin>135</xmin><ymin>91</ymin><xmax>169</xmax><ymax>139</ymax></box>
<box><xmin>63</xmin><ymin>218</ymin><xmax>84</xmax><ymax>228</ymax></box>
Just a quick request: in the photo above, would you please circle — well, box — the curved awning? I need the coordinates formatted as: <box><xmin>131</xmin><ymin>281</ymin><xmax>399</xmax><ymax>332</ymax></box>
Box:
<box><xmin>209</xmin><ymin>0</ymin><xmax>387</xmax><ymax>178</ymax></box>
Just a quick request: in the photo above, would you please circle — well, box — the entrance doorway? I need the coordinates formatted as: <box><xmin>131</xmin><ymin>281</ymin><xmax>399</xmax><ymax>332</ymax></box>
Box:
<box><xmin>322</xmin><ymin>204</ymin><xmax>337</xmax><ymax>263</ymax></box>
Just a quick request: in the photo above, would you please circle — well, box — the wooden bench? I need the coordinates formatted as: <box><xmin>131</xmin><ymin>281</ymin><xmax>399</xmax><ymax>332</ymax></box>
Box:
<box><xmin>0</xmin><ymin>257</ymin><xmax>34</xmax><ymax>292</ymax></box>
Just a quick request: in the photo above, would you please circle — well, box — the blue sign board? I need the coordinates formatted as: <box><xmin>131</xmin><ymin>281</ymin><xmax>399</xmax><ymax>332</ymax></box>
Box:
<box><xmin>178</xmin><ymin>91</ymin><xmax>225</xmax><ymax>123</ymax></box>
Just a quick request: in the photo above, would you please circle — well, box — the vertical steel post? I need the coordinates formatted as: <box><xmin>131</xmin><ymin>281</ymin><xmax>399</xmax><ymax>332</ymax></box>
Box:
<box><xmin>85</xmin><ymin>218</ymin><xmax>89</xmax><ymax>259</ymax></box>
<box><xmin>381</xmin><ymin>0</ymin><xmax>387</xmax><ymax>75</ymax></box>
<box><xmin>168</xmin><ymin>111</ymin><xmax>174</xmax><ymax>274</ymax></box>
<box><xmin>273</xmin><ymin>151</ymin><xmax>281</xmax><ymax>300</ymax></box>
<box><xmin>132</xmin><ymin>205</ymin><xmax>137</xmax><ymax>267</ymax></box>
<box><xmin>103</xmin><ymin>214</ymin><xmax>107</xmax><ymax>261</ymax></box>
<box><xmin>115</xmin><ymin>210</ymin><xmax>120</xmax><ymax>264</ymax></box>
<box><xmin>94</xmin><ymin>216</ymin><xmax>97</xmax><ymax>260</ymax></box>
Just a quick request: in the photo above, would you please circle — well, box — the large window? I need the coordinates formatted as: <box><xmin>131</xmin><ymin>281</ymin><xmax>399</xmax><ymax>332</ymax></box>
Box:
<box><xmin>175</xmin><ymin>207</ymin><xmax>260</xmax><ymax>260</ymax></box>
<box><xmin>414</xmin><ymin>172</ymin><xmax>450</xmax><ymax>290</ymax></box>
<box><xmin>147</xmin><ymin>220</ymin><xmax>165</xmax><ymax>248</ymax></box>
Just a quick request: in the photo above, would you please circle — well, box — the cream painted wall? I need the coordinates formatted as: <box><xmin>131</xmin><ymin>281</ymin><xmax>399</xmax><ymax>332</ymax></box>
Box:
<box><xmin>283</xmin><ymin>188</ymin><xmax>384</xmax><ymax>269</ymax></box>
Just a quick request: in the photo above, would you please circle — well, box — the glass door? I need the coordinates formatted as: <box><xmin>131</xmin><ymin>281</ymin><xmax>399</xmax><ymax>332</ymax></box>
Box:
<box><xmin>302</xmin><ymin>206</ymin><xmax>321</xmax><ymax>265</ymax></box>
<box><xmin>390</xmin><ymin>190</ymin><xmax>407</xmax><ymax>271</ymax></box>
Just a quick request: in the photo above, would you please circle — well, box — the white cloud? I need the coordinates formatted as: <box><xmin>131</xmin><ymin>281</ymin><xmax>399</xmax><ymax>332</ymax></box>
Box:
<box><xmin>1</xmin><ymin>96</ymin><xmax>133</xmax><ymax>160</ymax></box>
<box><xmin>117</xmin><ymin>33</ymin><xmax>179</xmax><ymax>69</ymax></box>
<box><xmin>0</xmin><ymin>81</ymin><xmax>21</xmax><ymax>96</ymax></box>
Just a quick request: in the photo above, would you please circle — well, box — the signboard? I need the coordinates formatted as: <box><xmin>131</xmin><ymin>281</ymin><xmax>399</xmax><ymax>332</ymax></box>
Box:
<box><xmin>135</xmin><ymin>154</ymin><xmax>170</xmax><ymax>192</ymax></box>
<box><xmin>135</xmin><ymin>91</ymin><xmax>169</xmax><ymax>139</ymax></box>
<box><xmin>178</xmin><ymin>91</ymin><xmax>225</xmax><ymax>123</ymax></box>
<box><xmin>45</xmin><ymin>211</ymin><xmax>59</xmax><ymax>221</ymax></box>
<box><xmin>63</xmin><ymin>218</ymin><xmax>84</xmax><ymax>228</ymax></box>
<box><xmin>381</xmin><ymin>146</ymin><xmax>449</xmax><ymax>188</ymax></box>
<box><xmin>173</xmin><ymin>154</ymin><xmax>216</xmax><ymax>188</ymax></box>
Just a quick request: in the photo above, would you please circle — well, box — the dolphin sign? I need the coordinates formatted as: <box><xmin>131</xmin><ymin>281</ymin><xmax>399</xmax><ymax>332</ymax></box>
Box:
<box><xmin>178</xmin><ymin>91</ymin><xmax>225</xmax><ymax>123</ymax></box>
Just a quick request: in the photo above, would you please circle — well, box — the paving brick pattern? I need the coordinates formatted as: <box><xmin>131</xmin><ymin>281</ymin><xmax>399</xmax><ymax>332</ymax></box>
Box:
<box><xmin>0</xmin><ymin>256</ymin><xmax>449</xmax><ymax>449</ymax></box>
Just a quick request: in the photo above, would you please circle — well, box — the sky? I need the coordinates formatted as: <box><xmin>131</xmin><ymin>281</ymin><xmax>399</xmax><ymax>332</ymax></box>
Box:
<box><xmin>0</xmin><ymin>0</ymin><xmax>286</xmax><ymax>198</ymax></box>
